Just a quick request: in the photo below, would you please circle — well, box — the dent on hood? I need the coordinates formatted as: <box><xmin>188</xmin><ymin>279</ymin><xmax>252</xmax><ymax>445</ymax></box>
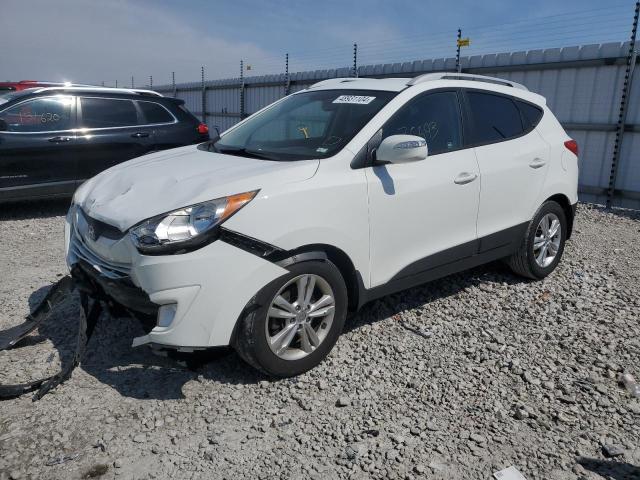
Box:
<box><xmin>76</xmin><ymin>149</ymin><xmax>320</xmax><ymax>231</ymax></box>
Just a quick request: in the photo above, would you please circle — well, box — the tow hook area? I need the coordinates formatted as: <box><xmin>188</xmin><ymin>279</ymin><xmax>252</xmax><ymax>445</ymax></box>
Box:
<box><xmin>0</xmin><ymin>267</ymin><xmax>104</xmax><ymax>401</ymax></box>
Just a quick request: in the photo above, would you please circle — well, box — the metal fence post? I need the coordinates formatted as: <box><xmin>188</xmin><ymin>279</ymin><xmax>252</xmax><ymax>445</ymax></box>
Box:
<box><xmin>456</xmin><ymin>29</ymin><xmax>462</xmax><ymax>73</ymax></box>
<box><xmin>115</xmin><ymin>80</ymin><xmax>118</xmax><ymax>88</ymax></box>
<box><xmin>201</xmin><ymin>66</ymin><xmax>207</xmax><ymax>124</ymax></box>
<box><xmin>240</xmin><ymin>60</ymin><xmax>246</xmax><ymax>120</ymax></box>
<box><xmin>285</xmin><ymin>53</ymin><xmax>290</xmax><ymax>96</ymax></box>
<box><xmin>172</xmin><ymin>72</ymin><xmax>176</xmax><ymax>98</ymax></box>
<box><xmin>131</xmin><ymin>76</ymin><xmax>134</xmax><ymax>88</ymax></box>
<box><xmin>607</xmin><ymin>1</ymin><xmax>639</xmax><ymax>208</ymax></box>
<box><xmin>149</xmin><ymin>76</ymin><xmax>153</xmax><ymax>89</ymax></box>
<box><xmin>353</xmin><ymin>43</ymin><xmax>358</xmax><ymax>77</ymax></box>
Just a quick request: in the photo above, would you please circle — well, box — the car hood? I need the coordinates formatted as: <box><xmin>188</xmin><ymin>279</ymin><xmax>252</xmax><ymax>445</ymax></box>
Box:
<box><xmin>74</xmin><ymin>145</ymin><xmax>319</xmax><ymax>231</ymax></box>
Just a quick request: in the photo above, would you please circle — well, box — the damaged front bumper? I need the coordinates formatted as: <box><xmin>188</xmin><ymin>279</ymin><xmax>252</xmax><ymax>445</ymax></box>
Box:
<box><xmin>65</xmin><ymin>208</ymin><xmax>289</xmax><ymax>350</ymax></box>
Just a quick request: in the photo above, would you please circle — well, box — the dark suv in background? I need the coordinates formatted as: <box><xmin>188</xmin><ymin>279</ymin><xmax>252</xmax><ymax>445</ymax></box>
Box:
<box><xmin>0</xmin><ymin>86</ymin><xmax>209</xmax><ymax>202</ymax></box>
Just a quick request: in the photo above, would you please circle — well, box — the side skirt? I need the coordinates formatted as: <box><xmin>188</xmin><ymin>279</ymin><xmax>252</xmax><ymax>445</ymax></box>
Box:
<box><xmin>357</xmin><ymin>222</ymin><xmax>528</xmax><ymax>308</ymax></box>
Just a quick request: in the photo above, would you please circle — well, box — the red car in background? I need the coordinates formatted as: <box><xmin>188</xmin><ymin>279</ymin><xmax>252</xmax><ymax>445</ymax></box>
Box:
<box><xmin>0</xmin><ymin>80</ymin><xmax>78</xmax><ymax>92</ymax></box>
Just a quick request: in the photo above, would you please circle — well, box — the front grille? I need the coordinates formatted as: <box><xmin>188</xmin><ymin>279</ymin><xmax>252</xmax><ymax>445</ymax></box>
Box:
<box><xmin>78</xmin><ymin>208</ymin><xmax>126</xmax><ymax>241</ymax></box>
<box><xmin>69</xmin><ymin>208</ymin><xmax>132</xmax><ymax>280</ymax></box>
<box><xmin>69</xmin><ymin>232</ymin><xmax>132</xmax><ymax>279</ymax></box>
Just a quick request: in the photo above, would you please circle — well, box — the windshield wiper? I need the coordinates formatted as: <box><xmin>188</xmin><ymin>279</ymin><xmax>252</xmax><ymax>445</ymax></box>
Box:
<box><xmin>217</xmin><ymin>147</ymin><xmax>278</xmax><ymax>161</ymax></box>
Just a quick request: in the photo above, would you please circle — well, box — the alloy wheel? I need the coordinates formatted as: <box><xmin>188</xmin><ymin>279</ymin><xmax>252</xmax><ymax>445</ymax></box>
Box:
<box><xmin>533</xmin><ymin>212</ymin><xmax>562</xmax><ymax>268</ymax></box>
<box><xmin>265</xmin><ymin>274</ymin><xmax>335</xmax><ymax>361</ymax></box>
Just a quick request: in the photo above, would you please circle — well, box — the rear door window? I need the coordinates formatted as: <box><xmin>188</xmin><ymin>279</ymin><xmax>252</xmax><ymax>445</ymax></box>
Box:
<box><xmin>0</xmin><ymin>96</ymin><xmax>73</xmax><ymax>132</ymax></box>
<box><xmin>466</xmin><ymin>91</ymin><xmax>524</xmax><ymax>144</ymax></box>
<box><xmin>138</xmin><ymin>101</ymin><xmax>174</xmax><ymax>124</ymax></box>
<box><xmin>80</xmin><ymin>97</ymin><xmax>138</xmax><ymax>128</ymax></box>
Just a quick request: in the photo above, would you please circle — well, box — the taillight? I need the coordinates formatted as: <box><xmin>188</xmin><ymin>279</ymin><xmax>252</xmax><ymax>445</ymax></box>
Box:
<box><xmin>197</xmin><ymin>123</ymin><xmax>209</xmax><ymax>135</ymax></box>
<box><xmin>564</xmin><ymin>139</ymin><xmax>578</xmax><ymax>156</ymax></box>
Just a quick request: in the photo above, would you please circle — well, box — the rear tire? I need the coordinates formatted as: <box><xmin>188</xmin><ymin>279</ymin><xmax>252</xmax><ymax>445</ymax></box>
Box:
<box><xmin>507</xmin><ymin>201</ymin><xmax>567</xmax><ymax>280</ymax></box>
<box><xmin>234</xmin><ymin>259</ymin><xmax>347</xmax><ymax>377</ymax></box>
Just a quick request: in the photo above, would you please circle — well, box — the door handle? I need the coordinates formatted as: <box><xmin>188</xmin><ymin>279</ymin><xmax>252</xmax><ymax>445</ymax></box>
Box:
<box><xmin>529</xmin><ymin>158</ymin><xmax>546</xmax><ymax>169</ymax></box>
<box><xmin>131</xmin><ymin>132</ymin><xmax>150</xmax><ymax>138</ymax></box>
<box><xmin>454</xmin><ymin>172</ymin><xmax>478</xmax><ymax>185</ymax></box>
<box><xmin>48</xmin><ymin>136</ymin><xmax>72</xmax><ymax>143</ymax></box>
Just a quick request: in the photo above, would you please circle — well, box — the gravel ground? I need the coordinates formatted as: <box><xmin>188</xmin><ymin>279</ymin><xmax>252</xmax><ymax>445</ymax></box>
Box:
<box><xmin>0</xmin><ymin>201</ymin><xmax>639</xmax><ymax>480</ymax></box>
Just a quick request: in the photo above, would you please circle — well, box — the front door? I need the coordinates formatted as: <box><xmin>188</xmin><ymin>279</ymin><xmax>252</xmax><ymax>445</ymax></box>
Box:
<box><xmin>0</xmin><ymin>95</ymin><xmax>77</xmax><ymax>197</ymax></box>
<box><xmin>366</xmin><ymin>90</ymin><xmax>480</xmax><ymax>288</ymax></box>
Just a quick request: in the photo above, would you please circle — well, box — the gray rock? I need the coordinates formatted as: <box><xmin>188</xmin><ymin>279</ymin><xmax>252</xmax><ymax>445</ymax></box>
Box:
<box><xmin>132</xmin><ymin>434</ymin><xmax>147</xmax><ymax>443</ymax></box>
<box><xmin>425</xmin><ymin>421</ymin><xmax>439</xmax><ymax>432</ymax></box>
<box><xmin>602</xmin><ymin>444</ymin><xmax>625</xmax><ymax>457</ymax></box>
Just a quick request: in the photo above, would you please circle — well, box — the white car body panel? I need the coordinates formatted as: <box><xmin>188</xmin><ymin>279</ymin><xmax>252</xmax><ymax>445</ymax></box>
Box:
<box><xmin>224</xmin><ymin>151</ymin><xmax>372</xmax><ymax>288</ymax></box>
<box><xmin>474</xmin><ymin>129</ymin><xmax>551</xmax><ymax>239</ymax></box>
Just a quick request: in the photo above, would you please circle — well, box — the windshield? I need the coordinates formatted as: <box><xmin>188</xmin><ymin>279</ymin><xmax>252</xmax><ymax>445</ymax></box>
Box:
<box><xmin>205</xmin><ymin>89</ymin><xmax>396</xmax><ymax>161</ymax></box>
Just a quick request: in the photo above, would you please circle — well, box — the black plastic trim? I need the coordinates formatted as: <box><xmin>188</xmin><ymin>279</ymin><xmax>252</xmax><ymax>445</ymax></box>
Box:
<box><xmin>73</xmin><ymin>260</ymin><xmax>157</xmax><ymax>315</ymax></box>
<box><xmin>272</xmin><ymin>251</ymin><xmax>328</xmax><ymax>268</ymax></box>
<box><xmin>217</xmin><ymin>229</ymin><xmax>329</xmax><ymax>269</ymax></box>
<box><xmin>219</xmin><ymin>228</ymin><xmax>283</xmax><ymax>258</ymax></box>
<box><xmin>568</xmin><ymin>202</ymin><xmax>578</xmax><ymax>239</ymax></box>
<box><xmin>356</xmin><ymin>221</ymin><xmax>528</xmax><ymax>308</ymax></box>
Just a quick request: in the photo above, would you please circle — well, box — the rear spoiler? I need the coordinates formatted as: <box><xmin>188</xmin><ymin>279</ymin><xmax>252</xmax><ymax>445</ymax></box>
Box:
<box><xmin>166</xmin><ymin>97</ymin><xmax>185</xmax><ymax>106</ymax></box>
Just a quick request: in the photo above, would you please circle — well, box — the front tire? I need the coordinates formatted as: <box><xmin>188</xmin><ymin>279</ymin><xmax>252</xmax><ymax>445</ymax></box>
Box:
<box><xmin>234</xmin><ymin>259</ymin><xmax>347</xmax><ymax>377</ymax></box>
<box><xmin>507</xmin><ymin>200</ymin><xmax>567</xmax><ymax>280</ymax></box>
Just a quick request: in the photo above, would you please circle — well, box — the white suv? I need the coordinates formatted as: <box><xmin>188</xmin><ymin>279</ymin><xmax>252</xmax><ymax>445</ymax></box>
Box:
<box><xmin>66</xmin><ymin>73</ymin><xmax>579</xmax><ymax>376</ymax></box>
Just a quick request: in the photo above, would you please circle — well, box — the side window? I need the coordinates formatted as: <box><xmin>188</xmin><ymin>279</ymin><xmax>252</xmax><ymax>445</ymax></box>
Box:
<box><xmin>138</xmin><ymin>101</ymin><xmax>174</xmax><ymax>124</ymax></box>
<box><xmin>466</xmin><ymin>91</ymin><xmax>524</xmax><ymax>144</ymax></box>
<box><xmin>516</xmin><ymin>100</ymin><xmax>543</xmax><ymax>131</ymax></box>
<box><xmin>0</xmin><ymin>97</ymin><xmax>73</xmax><ymax>132</ymax></box>
<box><xmin>382</xmin><ymin>91</ymin><xmax>462</xmax><ymax>155</ymax></box>
<box><xmin>80</xmin><ymin>98</ymin><xmax>138</xmax><ymax>128</ymax></box>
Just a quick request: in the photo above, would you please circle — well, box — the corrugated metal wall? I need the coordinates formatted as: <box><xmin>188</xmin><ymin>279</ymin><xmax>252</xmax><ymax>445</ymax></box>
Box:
<box><xmin>156</xmin><ymin>42</ymin><xmax>639</xmax><ymax>209</ymax></box>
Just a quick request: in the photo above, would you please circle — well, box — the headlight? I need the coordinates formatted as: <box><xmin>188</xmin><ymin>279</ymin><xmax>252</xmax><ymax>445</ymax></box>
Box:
<box><xmin>130</xmin><ymin>190</ymin><xmax>258</xmax><ymax>254</ymax></box>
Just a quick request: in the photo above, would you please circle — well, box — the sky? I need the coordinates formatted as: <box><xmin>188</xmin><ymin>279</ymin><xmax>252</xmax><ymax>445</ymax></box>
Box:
<box><xmin>1</xmin><ymin>0</ymin><xmax>636</xmax><ymax>87</ymax></box>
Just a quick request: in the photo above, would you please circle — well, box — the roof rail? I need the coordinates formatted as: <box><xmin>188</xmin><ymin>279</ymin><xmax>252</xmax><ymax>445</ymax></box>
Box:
<box><xmin>407</xmin><ymin>72</ymin><xmax>528</xmax><ymax>91</ymax></box>
<box><xmin>31</xmin><ymin>86</ymin><xmax>163</xmax><ymax>97</ymax></box>
<box><xmin>307</xmin><ymin>78</ymin><xmax>361</xmax><ymax>89</ymax></box>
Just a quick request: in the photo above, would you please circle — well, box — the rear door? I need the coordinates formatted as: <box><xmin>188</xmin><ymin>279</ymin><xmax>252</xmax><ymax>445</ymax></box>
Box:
<box><xmin>463</xmin><ymin>89</ymin><xmax>550</xmax><ymax>241</ymax></box>
<box><xmin>136</xmin><ymin>100</ymin><xmax>185</xmax><ymax>150</ymax></box>
<box><xmin>75</xmin><ymin>96</ymin><xmax>153</xmax><ymax>181</ymax></box>
<box><xmin>0</xmin><ymin>95</ymin><xmax>77</xmax><ymax>197</ymax></box>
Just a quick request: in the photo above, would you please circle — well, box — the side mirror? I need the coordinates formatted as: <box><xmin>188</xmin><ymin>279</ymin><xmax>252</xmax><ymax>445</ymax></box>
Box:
<box><xmin>375</xmin><ymin>134</ymin><xmax>428</xmax><ymax>164</ymax></box>
<box><xmin>0</xmin><ymin>119</ymin><xmax>7</xmax><ymax>131</ymax></box>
